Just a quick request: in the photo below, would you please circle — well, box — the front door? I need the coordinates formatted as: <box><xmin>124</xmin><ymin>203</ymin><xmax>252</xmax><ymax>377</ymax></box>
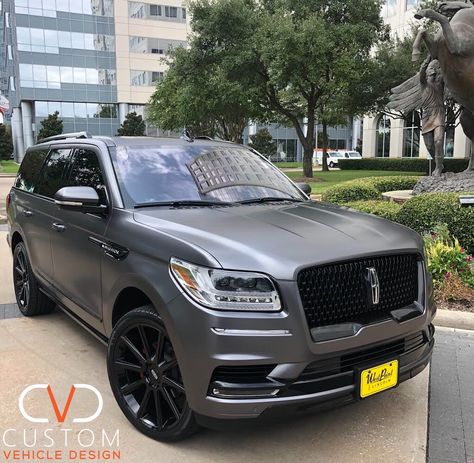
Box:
<box><xmin>50</xmin><ymin>147</ymin><xmax>110</xmax><ymax>319</ymax></box>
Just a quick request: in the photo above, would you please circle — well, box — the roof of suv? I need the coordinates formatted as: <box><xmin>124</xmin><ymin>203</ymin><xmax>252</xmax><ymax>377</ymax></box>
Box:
<box><xmin>32</xmin><ymin>134</ymin><xmax>240</xmax><ymax>150</ymax></box>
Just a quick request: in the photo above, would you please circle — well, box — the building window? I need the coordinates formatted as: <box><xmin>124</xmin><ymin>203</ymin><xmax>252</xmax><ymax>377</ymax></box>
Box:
<box><xmin>376</xmin><ymin>114</ymin><xmax>391</xmax><ymax>157</ymax></box>
<box><xmin>35</xmin><ymin>101</ymin><xmax>118</xmax><ymax>119</ymax></box>
<box><xmin>131</xmin><ymin>70</ymin><xmax>164</xmax><ymax>86</ymax></box>
<box><xmin>14</xmin><ymin>0</ymin><xmax>114</xmax><ymax>17</ymax></box>
<box><xmin>402</xmin><ymin>111</ymin><xmax>420</xmax><ymax>158</ymax></box>
<box><xmin>129</xmin><ymin>2</ymin><xmax>187</xmax><ymax>22</ymax></box>
<box><xmin>406</xmin><ymin>0</ymin><xmax>418</xmax><ymax>10</ymax></box>
<box><xmin>382</xmin><ymin>0</ymin><xmax>397</xmax><ymax>17</ymax></box>
<box><xmin>129</xmin><ymin>36</ymin><xmax>186</xmax><ymax>54</ymax></box>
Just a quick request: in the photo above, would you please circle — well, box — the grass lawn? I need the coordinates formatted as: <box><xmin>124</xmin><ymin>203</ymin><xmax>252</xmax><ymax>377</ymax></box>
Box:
<box><xmin>282</xmin><ymin>170</ymin><xmax>422</xmax><ymax>194</ymax></box>
<box><xmin>0</xmin><ymin>160</ymin><xmax>19</xmax><ymax>174</ymax></box>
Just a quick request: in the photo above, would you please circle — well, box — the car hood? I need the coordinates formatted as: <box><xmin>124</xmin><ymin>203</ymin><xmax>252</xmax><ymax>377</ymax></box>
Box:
<box><xmin>133</xmin><ymin>202</ymin><xmax>422</xmax><ymax>280</ymax></box>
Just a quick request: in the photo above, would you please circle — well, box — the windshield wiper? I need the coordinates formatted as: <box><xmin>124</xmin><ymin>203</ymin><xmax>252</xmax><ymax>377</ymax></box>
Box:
<box><xmin>134</xmin><ymin>200</ymin><xmax>233</xmax><ymax>209</ymax></box>
<box><xmin>237</xmin><ymin>197</ymin><xmax>305</xmax><ymax>205</ymax></box>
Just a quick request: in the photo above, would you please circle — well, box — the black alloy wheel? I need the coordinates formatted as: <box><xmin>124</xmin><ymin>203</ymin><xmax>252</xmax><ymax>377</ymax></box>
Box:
<box><xmin>13</xmin><ymin>242</ymin><xmax>55</xmax><ymax>316</ymax></box>
<box><xmin>107</xmin><ymin>306</ymin><xmax>199</xmax><ymax>441</ymax></box>
<box><xmin>14</xmin><ymin>246</ymin><xmax>30</xmax><ymax>309</ymax></box>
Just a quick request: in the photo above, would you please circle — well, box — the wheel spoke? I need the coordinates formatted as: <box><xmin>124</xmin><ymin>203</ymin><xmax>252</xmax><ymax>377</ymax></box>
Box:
<box><xmin>15</xmin><ymin>279</ymin><xmax>23</xmax><ymax>289</ymax></box>
<box><xmin>161</xmin><ymin>358</ymin><xmax>178</xmax><ymax>372</ymax></box>
<box><xmin>120</xmin><ymin>379</ymin><xmax>145</xmax><ymax>395</ymax></box>
<box><xmin>153</xmin><ymin>390</ymin><xmax>163</xmax><ymax>429</ymax></box>
<box><xmin>162</xmin><ymin>387</ymin><xmax>181</xmax><ymax>420</ymax></box>
<box><xmin>137</xmin><ymin>325</ymin><xmax>151</xmax><ymax>362</ymax></box>
<box><xmin>136</xmin><ymin>387</ymin><xmax>151</xmax><ymax>419</ymax></box>
<box><xmin>120</xmin><ymin>336</ymin><xmax>146</xmax><ymax>365</ymax></box>
<box><xmin>114</xmin><ymin>359</ymin><xmax>144</xmax><ymax>373</ymax></box>
<box><xmin>15</xmin><ymin>266</ymin><xmax>25</xmax><ymax>277</ymax></box>
<box><xmin>24</xmin><ymin>282</ymin><xmax>30</xmax><ymax>305</ymax></box>
<box><xmin>152</xmin><ymin>332</ymin><xmax>165</xmax><ymax>364</ymax></box>
<box><xmin>163</xmin><ymin>376</ymin><xmax>185</xmax><ymax>394</ymax></box>
<box><xmin>19</xmin><ymin>287</ymin><xmax>26</xmax><ymax>304</ymax></box>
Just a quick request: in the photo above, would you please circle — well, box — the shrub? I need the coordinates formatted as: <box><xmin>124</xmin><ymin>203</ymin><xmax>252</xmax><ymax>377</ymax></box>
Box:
<box><xmin>338</xmin><ymin>157</ymin><xmax>469</xmax><ymax>174</ymax></box>
<box><xmin>321</xmin><ymin>176</ymin><xmax>420</xmax><ymax>205</ymax></box>
<box><xmin>345</xmin><ymin>200</ymin><xmax>402</xmax><ymax>222</ymax></box>
<box><xmin>399</xmin><ymin>193</ymin><xmax>474</xmax><ymax>254</ymax></box>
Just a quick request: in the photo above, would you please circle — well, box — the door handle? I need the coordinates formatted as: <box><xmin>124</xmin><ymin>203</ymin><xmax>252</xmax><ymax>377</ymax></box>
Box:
<box><xmin>22</xmin><ymin>210</ymin><xmax>33</xmax><ymax>217</ymax></box>
<box><xmin>52</xmin><ymin>222</ymin><xmax>66</xmax><ymax>233</ymax></box>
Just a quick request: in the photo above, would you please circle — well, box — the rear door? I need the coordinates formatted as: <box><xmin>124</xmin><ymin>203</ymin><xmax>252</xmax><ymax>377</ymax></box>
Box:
<box><xmin>12</xmin><ymin>148</ymin><xmax>71</xmax><ymax>283</ymax></box>
<box><xmin>50</xmin><ymin>147</ymin><xmax>110</xmax><ymax>319</ymax></box>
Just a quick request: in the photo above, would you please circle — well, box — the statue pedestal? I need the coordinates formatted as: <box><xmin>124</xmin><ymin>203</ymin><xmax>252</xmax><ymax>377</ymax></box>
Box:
<box><xmin>413</xmin><ymin>172</ymin><xmax>474</xmax><ymax>195</ymax></box>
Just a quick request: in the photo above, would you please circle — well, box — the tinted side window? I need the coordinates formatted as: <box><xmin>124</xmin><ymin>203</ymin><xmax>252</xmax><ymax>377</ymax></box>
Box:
<box><xmin>15</xmin><ymin>150</ymin><xmax>49</xmax><ymax>192</ymax></box>
<box><xmin>36</xmin><ymin>149</ymin><xmax>73</xmax><ymax>198</ymax></box>
<box><xmin>67</xmin><ymin>149</ymin><xmax>107</xmax><ymax>204</ymax></box>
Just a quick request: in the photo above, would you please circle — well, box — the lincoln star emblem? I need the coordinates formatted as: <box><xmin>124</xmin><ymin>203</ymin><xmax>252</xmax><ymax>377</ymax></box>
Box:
<box><xmin>366</xmin><ymin>267</ymin><xmax>380</xmax><ymax>305</ymax></box>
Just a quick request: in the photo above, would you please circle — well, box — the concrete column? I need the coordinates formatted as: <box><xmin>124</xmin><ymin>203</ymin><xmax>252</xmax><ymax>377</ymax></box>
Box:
<box><xmin>389</xmin><ymin>118</ymin><xmax>404</xmax><ymax>158</ymax></box>
<box><xmin>118</xmin><ymin>103</ymin><xmax>129</xmax><ymax>124</ymax></box>
<box><xmin>21</xmin><ymin>101</ymin><xmax>34</xmax><ymax>150</ymax></box>
<box><xmin>248</xmin><ymin>121</ymin><xmax>257</xmax><ymax>137</ymax></box>
<box><xmin>362</xmin><ymin>116</ymin><xmax>377</xmax><ymax>157</ymax></box>
<box><xmin>352</xmin><ymin>117</ymin><xmax>361</xmax><ymax>150</ymax></box>
<box><xmin>454</xmin><ymin>122</ymin><xmax>470</xmax><ymax>158</ymax></box>
<box><xmin>11</xmin><ymin>107</ymin><xmax>25</xmax><ymax>163</ymax></box>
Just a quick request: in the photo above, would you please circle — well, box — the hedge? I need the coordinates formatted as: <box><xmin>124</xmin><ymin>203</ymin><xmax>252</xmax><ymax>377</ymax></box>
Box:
<box><xmin>321</xmin><ymin>176</ymin><xmax>420</xmax><ymax>205</ymax></box>
<box><xmin>398</xmin><ymin>193</ymin><xmax>474</xmax><ymax>254</ymax></box>
<box><xmin>338</xmin><ymin>158</ymin><xmax>469</xmax><ymax>174</ymax></box>
<box><xmin>345</xmin><ymin>200</ymin><xmax>402</xmax><ymax>222</ymax></box>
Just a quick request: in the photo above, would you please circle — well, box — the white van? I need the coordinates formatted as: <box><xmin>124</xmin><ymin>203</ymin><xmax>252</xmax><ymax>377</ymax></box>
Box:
<box><xmin>314</xmin><ymin>151</ymin><xmax>345</xmax><ymax>168</ymax></box>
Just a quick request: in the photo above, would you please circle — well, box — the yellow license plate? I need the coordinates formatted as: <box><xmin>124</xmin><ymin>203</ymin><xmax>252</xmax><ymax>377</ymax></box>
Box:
<box><xmin>360</xmin><ymin>360</ymin><xmax>399</xmax><ymax>398</ymax></box>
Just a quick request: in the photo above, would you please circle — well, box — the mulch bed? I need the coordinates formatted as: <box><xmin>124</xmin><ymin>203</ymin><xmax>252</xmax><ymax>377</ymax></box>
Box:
<box><xmin>436</xmin><ymin>299</ymin><xmax>474</xmax><ymax>313</ymax></box>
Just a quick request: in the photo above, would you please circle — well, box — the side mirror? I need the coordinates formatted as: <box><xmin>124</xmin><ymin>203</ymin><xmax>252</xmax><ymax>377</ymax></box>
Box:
<box><xmin>460</xmin><ymin>196</ymin><xmax>474</xmax><ymax>208</ymax></box>
<box><xmin>296</xmin><ymin>182</ymin><xmax>312</xmax><ymax>195</ymax></box>
<box><xmin>55</xmin><ymin>186</ymin><xmax>108</xmax><ymax>215</ymax></box>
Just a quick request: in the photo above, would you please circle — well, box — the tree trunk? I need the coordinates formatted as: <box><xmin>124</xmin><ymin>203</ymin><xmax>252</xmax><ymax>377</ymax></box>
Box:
<box><xmin>322</xmin><ymin>122</ymin><xmax>329</xmax><ymax>172</ymax></box>
<box><xmin>303</xmin><ymin>145</ymin><xmax>313</xmax><ymax>178</ymax></box>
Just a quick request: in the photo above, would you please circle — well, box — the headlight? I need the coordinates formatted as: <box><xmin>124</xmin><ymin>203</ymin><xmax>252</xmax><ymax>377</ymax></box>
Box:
<box><xmin>170</xmin><ymin>258</ymin><xmax>281</xmax><ymax>312</ymax></box>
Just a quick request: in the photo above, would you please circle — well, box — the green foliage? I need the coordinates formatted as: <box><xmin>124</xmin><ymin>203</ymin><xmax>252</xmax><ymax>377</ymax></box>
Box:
<box><xmin>321</xmin><ymin>176</ymin><xmax>420</xmax><ymax>204</ymax></box>
<box><xmin>338</xmin><ymin>158</ymin><xmax>469</xmax><ymax>173</ymax></box>
<box><xmin>37</xmin><ymin>112</ymin><xmax>63</xmax><ymax>141</ymax></box>
<box><xmin>0</xmin><ymin>124</ymin><xmax>13</xmax><ymax>161</ymax></box>
<box><xmin>249</xmin><ymin>129</ymin><xmax>277</xmax><ymax>157</ymax></box>
<box><xmin>148</xmin><ymin>47</ymin><xmax>258</xmax><ymax>142</ymax></box>
<box><xmin>117</xmin><ymin>112</ymin><xmax>146</xmax><ymax>136</ymax></box>
<box><xmin>345</xmin><ymin>200</ymin><xmax>402</xmax><ymax>221</ymax></box>
<box><xmin>184</xmin><ymin>0</ymin><xmax>388</xmax><ymax>177</ymax></box>
<box><xmin>398</xmin><ymin>193</ymin><xmax>474</xmax><ymax>254</ymax></box>
<box><xmin>423</xmin><ymin>224</ymin><xmax>474</xmax><ymax>289</ymax></box>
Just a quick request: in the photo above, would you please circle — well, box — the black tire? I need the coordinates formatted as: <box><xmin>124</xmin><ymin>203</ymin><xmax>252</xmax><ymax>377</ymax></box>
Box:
<box><xmin>107</xmin><ymin>306</ymin><xmax>200</xmax><ymax>442</ymax></box>
<box><xmin>13</xmin><ymin>242</ymin><xmax>55</xmax><ymax>316</ymax></box>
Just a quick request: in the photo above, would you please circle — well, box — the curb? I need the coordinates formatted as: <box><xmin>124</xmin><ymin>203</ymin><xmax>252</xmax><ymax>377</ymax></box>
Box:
<box><xmin>0</xmin><ymin>174</ymin><xmax>16</xmax><ymax>178</ymax></box>
<box><xmin>433</xmin><ymin>309</ymin><xmax>474</xmax><ymax>331</ymax></box>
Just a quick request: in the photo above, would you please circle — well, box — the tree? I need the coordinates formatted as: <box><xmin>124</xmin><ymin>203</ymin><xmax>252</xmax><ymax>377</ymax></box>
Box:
<box><xmin>117</xmin><ymin>112</ymin><xmax>146</xmax><ymax>136</ymax></box>
<box><xmin>186</xmin><ymin>0</ymin><xmax>388</xmax><ymax>177</ymax></box>
<box><xmin>37</xmin><ymin>111</ymin><xmax>63</xmax><ymax>141</ymax></box>
<box><xmin>148</xmin><ymin>47</ymin><xmax>263</xmax><ymax>143</ymax></box>
<box><xmin>249</xmin><ymin>128</ymin><xmax>277</xmax><ymax>158</ymax></box>
<box><xmin>0</xmin><ymin>124</ymin><xmax>13</xmax><ymax>160</ymax></box>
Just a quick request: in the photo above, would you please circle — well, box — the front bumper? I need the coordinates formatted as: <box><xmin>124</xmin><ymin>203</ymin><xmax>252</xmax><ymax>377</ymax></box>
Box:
<box><xmin>163</xmin><ymin>278</ymin><xmax>436</xmax><ymax>422</ymax></box>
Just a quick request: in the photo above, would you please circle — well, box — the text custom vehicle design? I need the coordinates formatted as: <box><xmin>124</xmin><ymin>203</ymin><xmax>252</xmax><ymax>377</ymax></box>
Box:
<box><xmin>7</xmin><ymin>133</ymin><xmax>436</xmax><ymax>441</ymax></box>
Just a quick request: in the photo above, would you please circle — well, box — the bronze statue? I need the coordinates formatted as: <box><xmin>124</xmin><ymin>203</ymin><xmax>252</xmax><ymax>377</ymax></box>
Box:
<box><xmin>412</xmin><ymin>1</ymin><xmax>474</xmax><ymax>171</ymax></box>
<box><xmin>388</xmin><ymin>57</ymin><xmax>446</xmax><ymax>175</ymax></box>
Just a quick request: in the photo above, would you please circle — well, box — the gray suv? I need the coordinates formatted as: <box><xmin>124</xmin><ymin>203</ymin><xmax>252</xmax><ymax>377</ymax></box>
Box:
<box><xmin>7</xmin><ymin>133</ymin><xmax>435</xmax><ymax>441</ymax></box>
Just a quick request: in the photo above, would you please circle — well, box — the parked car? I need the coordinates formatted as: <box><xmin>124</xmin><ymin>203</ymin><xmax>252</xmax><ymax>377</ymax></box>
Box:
<box><xmin>7</xmin><ymin>133</ymin><xmax>435</xmax><ymax>442</ymax></box>
<box><xmin>314</xmin><ymin>151</ymin><xmax>345</xmax><ymax>168</ymax></box>
<box><xmin>340</xmin><ymin>150</ymin><xmax>363</xmax><ymax>159</ymax></box>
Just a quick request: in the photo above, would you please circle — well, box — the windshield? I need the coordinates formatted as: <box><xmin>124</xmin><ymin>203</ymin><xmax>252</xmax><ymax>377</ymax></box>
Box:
<box><xmin>331</xmin><ymin>152</ymin><xmax>344</xmax><ymax>158</ymax></box>
<box><xmin>349</xmin><ymin>152</ymin><xmax>361</xmax><ymax>158</ymax></box>
<box><xmin>110</xmin><ymin>145</ymin><xmax>305</xmax><ymax>207</ymax></box>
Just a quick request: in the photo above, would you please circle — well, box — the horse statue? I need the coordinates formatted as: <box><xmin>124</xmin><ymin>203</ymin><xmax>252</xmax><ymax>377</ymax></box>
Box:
<box><xmin>412</xmin><ymin>0</ymin><xmax>474</xmax><ymax>171</ymax></box>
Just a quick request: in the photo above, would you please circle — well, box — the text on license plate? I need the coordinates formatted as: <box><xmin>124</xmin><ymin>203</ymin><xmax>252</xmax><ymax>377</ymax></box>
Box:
<box><xmin>360</xmin><ymin>360</ymin><xmax>399</xmax><ymax>398</ymax></box>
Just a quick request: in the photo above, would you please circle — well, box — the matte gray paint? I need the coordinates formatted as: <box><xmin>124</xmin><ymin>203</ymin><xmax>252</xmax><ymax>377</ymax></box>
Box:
<box><xmin>7</xmin><ymin>137</ymin><xmax>436</xmax><ymax>421</ymax></box>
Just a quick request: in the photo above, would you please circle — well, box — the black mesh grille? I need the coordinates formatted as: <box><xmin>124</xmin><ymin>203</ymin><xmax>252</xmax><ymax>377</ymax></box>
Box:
<box><xmin>297</xmin><ymin>254</ymin><xmax>419</xmax><ymax>329</ymax></box>
<box><xmin>211</xmin><ymin>365</ymin><xmax>276</xmax><ymax>384</ymax></box>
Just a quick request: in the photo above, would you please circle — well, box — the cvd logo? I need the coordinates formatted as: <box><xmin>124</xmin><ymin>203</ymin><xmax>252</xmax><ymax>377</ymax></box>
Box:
<box><xmin>19</xmin><ymin>384</ymin><xmax>103</xmax><ymax>424</ymax></box>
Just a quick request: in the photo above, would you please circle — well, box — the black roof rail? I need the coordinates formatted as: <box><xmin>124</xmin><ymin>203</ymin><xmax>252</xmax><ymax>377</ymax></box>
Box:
<box><xmin>38</xmin><ymin>131</ymin><xmax>92</xmax><ymax>144</ymax></box>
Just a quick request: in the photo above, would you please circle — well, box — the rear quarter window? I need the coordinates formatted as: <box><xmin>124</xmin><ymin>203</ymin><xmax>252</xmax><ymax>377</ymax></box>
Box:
<box><xmin>15</xmin><ymin>149</ymin><xmax>49</xmax><ymax>193</ymax></box>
